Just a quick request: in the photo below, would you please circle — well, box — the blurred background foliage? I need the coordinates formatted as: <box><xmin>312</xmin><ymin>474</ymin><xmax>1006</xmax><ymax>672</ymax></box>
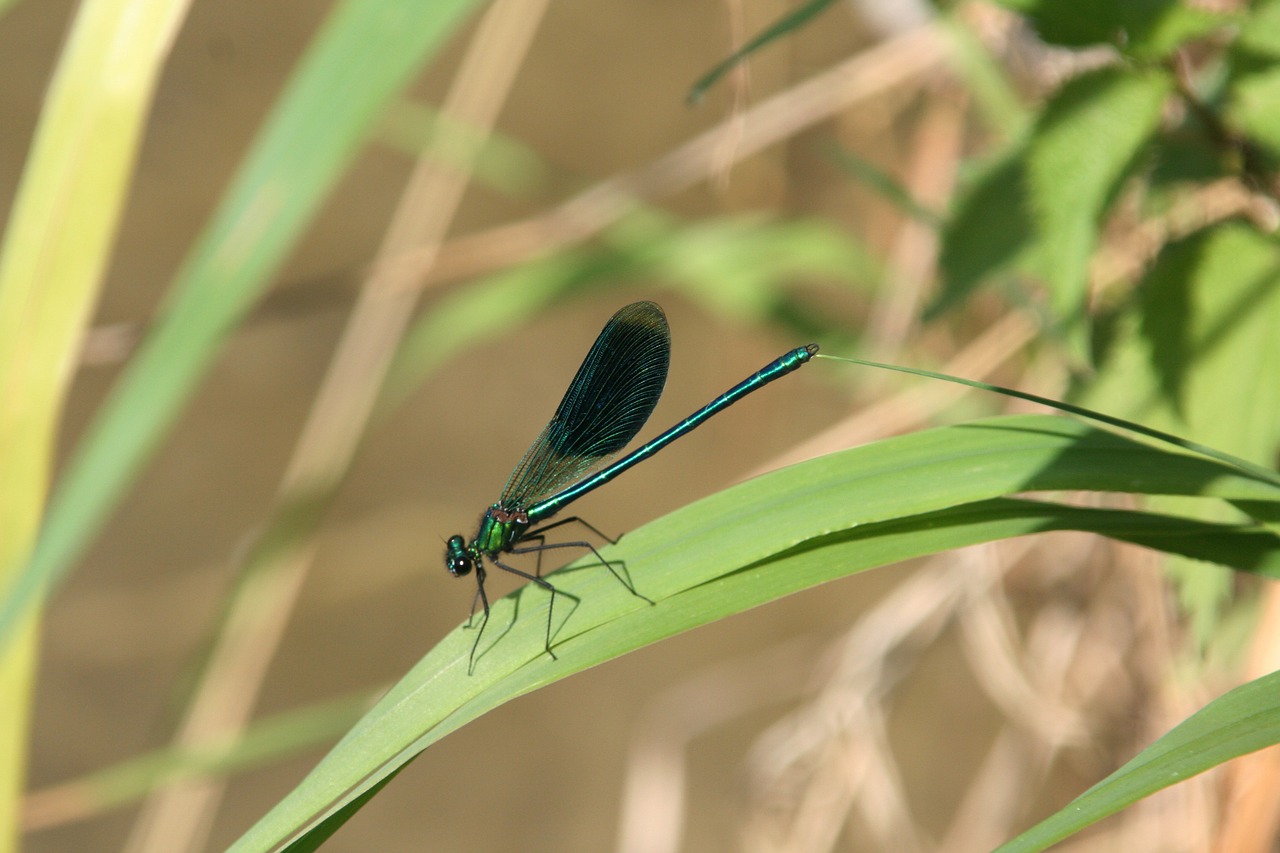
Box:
<box><xmin>2</xmin><ymin>0</ymin><xmax>1280</xmax><ymax>851</ymax></box>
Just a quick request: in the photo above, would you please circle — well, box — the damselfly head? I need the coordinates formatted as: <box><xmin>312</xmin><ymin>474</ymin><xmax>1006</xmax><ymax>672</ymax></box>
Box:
<box><xmin>444</xmin><ymin>535</ymin><xmax>473</xmax><ymax>577</ymax></box>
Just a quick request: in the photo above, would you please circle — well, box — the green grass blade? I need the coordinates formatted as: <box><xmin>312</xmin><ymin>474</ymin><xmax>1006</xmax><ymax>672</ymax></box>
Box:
<box><xmin>994</xmin><ymin>669</ymin><xmax>1280</xmax><ymax>853</ymax></box>
<box><xmin>0</xmin><ymin>1</ymin><xmax>193</xmax><ymax>848</ymax></box>
<box><xmin>280</xmin><ymin>771</ymin><xmax>404</xmax><ymax>853</ymax></box>
<box><xmin>687</xmin><ymin>0</ymin><xmax>839</xmax><ymax>103</ymax></box>
<box><xmin>816</xmin><ymin>353</ymin><xmax>1280</xmax><ymax>487</ymax></box>
<box><xmin>228</xmin><ymin>414</ymin><xmax>1280</xmax><ymax>851</ymax></box>
<box><xmin>827</xmin><ymin>145</ymin><xmax>942</xmax><ymax>227</ymax></box>
<box><xmin>0</xmin><ymin>0</ymin><xmax>485</xmax><ymax>649</ymax></box>
<box><xmin>382</xmin><ymin>260</ymin><xmax>588</xmax><ymax>410</ymax></box>
<box><xmin>23</xmin><ymin>692</ymin><xmax>373</xmax><ymax>831</ymax></box>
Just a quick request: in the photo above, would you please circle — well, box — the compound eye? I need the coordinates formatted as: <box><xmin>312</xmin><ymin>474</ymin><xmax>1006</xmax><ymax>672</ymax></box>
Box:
<box><xmin>445</xmin><ymin>536</ymin><xmax>473</xmax><ymax>577</ymax></box>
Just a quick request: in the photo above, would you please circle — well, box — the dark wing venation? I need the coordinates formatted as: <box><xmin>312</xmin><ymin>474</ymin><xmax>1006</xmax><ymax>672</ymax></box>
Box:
<box><xmin>500</xmin><ymin>301</ymin><xmax>670</xmax><ymax>507</ymax></box>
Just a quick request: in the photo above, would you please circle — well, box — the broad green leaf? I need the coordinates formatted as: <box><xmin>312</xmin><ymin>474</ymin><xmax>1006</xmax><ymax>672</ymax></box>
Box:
<box><xmin>1225</xmin><ymin>0</ymin><xmax>1280</xmax><ymax>156</ymax></box>
<box><xmin>1227</xmin><ymin>65</ymin><xmax>1280</xmax><ymax>158</ymax></box>
<box><xmin>1086</xmin><ymin>293</ymin><xmax>1229</xmax><ymax>632</ymax></box>
<box><xmin>995</xmin><ymin>669</ymin><xmax>1280</xmax><ymax>853</ymax></box>
<box><xmin>226</xmin><ymin>415</ymin><xmax>1280</xmax><ymax>851</ymax></box>
<box><xmin>1026</xmin><ymin>67</ymin><xmax>1171</xmax><ymax>328</ymax></box>
<box><xmin>1139</xmin><ymin>224</ymin><xmax>1280</xmax><ymax>637</ymax></box>
<box><xmin>1080</xmin><ymin>220</ymin><xmax>1280</xmax><ymax>639</ymax></box>
<box><xmin>1146</xmin><ymin>119</ymin><xmax>1230</xmax><ymax>191</ymax></box>
<box><xmin>1130</xmin><ymin>6</ymin><xmax>1231</xmax><ymax>58</ymax></box>
<box><xmin>1234</xmin><ymin>0</ymin><xmax>1280</xmax><ymax>59</ymax></box>
<box><xmin>610</xmin><ymin>214</ymin><xmax>878</xmax><ymax>323</ymax></box>
<box><xmin>1138</xmin><ymin>224</ymin><xmax>1280</xmax><ymax>463</ymax></box>
<box><xmin>0</xmin><ymin>0</ymin><xmax>486</xmax><ymax>648</ymax></box>
<box><xmin>933</xmin><ymin>148</ymin><xmax>1035</xmax><ymax>316</ymax></box>
<box><xmin>999</xmin><ymin>0</ymin><xmax>1229</xmax><ymax>58</ymax></box>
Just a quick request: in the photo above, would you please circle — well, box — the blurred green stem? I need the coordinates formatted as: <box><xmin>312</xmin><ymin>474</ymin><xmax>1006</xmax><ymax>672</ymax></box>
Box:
<box><xmin>0</xmin><ymin>1</ymin><xmax>192</xmax><ymax>849</ymax></box>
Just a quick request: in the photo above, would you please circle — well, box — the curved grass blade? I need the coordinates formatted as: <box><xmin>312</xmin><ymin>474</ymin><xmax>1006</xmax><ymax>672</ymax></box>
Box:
<box><xmin>280</xmin><ymin>499</ymin><xmax>1277</xmax><ymax>852</ymax></box>
<box><xmin>687</xmin><ymin>0</ymin><xmax>839</xmax><ymax>103</ymax></box>
<box><xmin>22</xmin><ymin>691</ymin><xmax>374</xmax><ymax>832</ymax></box>
<box><xmin>993</xmin><ymin>669</ymin><xmax>1280</xmax><ymax>853</ymax></box>
<box><xmin>816</xmin><ymin>353</ymin><xmax>1280</xmax><ymax>486</ymax></box>
<box><xmin>0</xmin><ymin>1</ymin><xmax>195</xmax><ymax>844</ymax></box>
<box><xmin>0</xmin><ymin>0</ymin><xmax>487</xmax><ymax>649</ymax></box>
<box><xmin>227</xmin><ymin>414</ymin><xmax>1280</xmax><ymax>851</ymax></box>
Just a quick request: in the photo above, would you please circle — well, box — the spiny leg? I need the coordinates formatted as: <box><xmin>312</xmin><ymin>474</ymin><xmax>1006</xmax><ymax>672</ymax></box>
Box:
<box><xmin>510</xmin><ymin>539</ymin><xmax>654</xmax><ymax>605</ymax></box>
<box><xmin>466</xmin><ymin>585</ymin><xmax>484</xmax><ymax>628</ymax></box>
<box><xmin>517</xmin><ymin>519</ymin><xmax>586</xmax><ymax>579</ymax></box>
<box><xmin>521</xmin><ymin>517</ymin><xmax>647</xmax><ymax>602</ymax></box>
<box><xmin>525</xmin><ymin>515</ymin><xmax>618</xmax><ymax>546</ymax></box>
<box><xmin>490</xmin><ymin>556</ymin><xmax>562</xmax><ymax>660</ymax></box>
<box><xmin>520</xmin><ymin>534</ymin><xmax>547</xmax><ymax>577</ymax></box>
<box><xmin>467</xmin><ymin>564</ymin><xmax>491</xmax><ymax>675</ymax></box>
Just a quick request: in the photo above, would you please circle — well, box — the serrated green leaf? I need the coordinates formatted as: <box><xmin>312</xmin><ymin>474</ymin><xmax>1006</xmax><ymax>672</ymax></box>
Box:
<box><xmin>1002</xmin><ymin>0</ymin><xmax>1228</xmax><ymax>58</ymax></box>
<box><xmin>1224</xmin><ymin>0</ymin><xmax>1280</xmax><ymax>159</ymax></box>
<box><xmin>1140</xmin><ymin>224</ymin><xmax>1280</xmax><ymax>465</ymax></box>
<box><xmin>1139</xmin><ymin>239</ymin><xmax>1197</xmax><ymax>417</ymax></box>
<box><xmin>1227</xmin><ymin>64</ymin><xmax>1280</xmax><ymax>156</ymax></box>
<box><xmin>228</xmin><ymin>414</ymin><xmax>1280</xmax><ymax>851</ymax></box>
<box><xmin>616</xmin><ymin>215</ymin><xmax>878</xmax><ymax>322</ymax></box>
<box><xmin>1128</xmin><ymin>5</ymin><xmax>1233</xmax><ymax>59</ymax></box>
<box><xmin>1147</xmin><ymin>121</ymin><xmax>1230</xmax><ymax>190</ymax></box>
<box><xmin>1085</xmin><ymin>221</ymin><xmax>1280</xmax><ymax>640</ymax></box>
<box><xmin>1026</xmin><ymin>67</ymin><xmax>1171</xmax><ymax>325</ymax></box>
<box><xmin>933</xmin><ymin>148</ymin><xmax>1036</xmax><ymax>315</ymax></box>
<box><xmin>1234</xmin><ymin>0</ymin><xmax>1280</xmax><ymax>59</ymax></box>
<box><xmin>1146</xmin><ymin>223</ymin><xmax>1280</xmax><ymax>634</ymax></box>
